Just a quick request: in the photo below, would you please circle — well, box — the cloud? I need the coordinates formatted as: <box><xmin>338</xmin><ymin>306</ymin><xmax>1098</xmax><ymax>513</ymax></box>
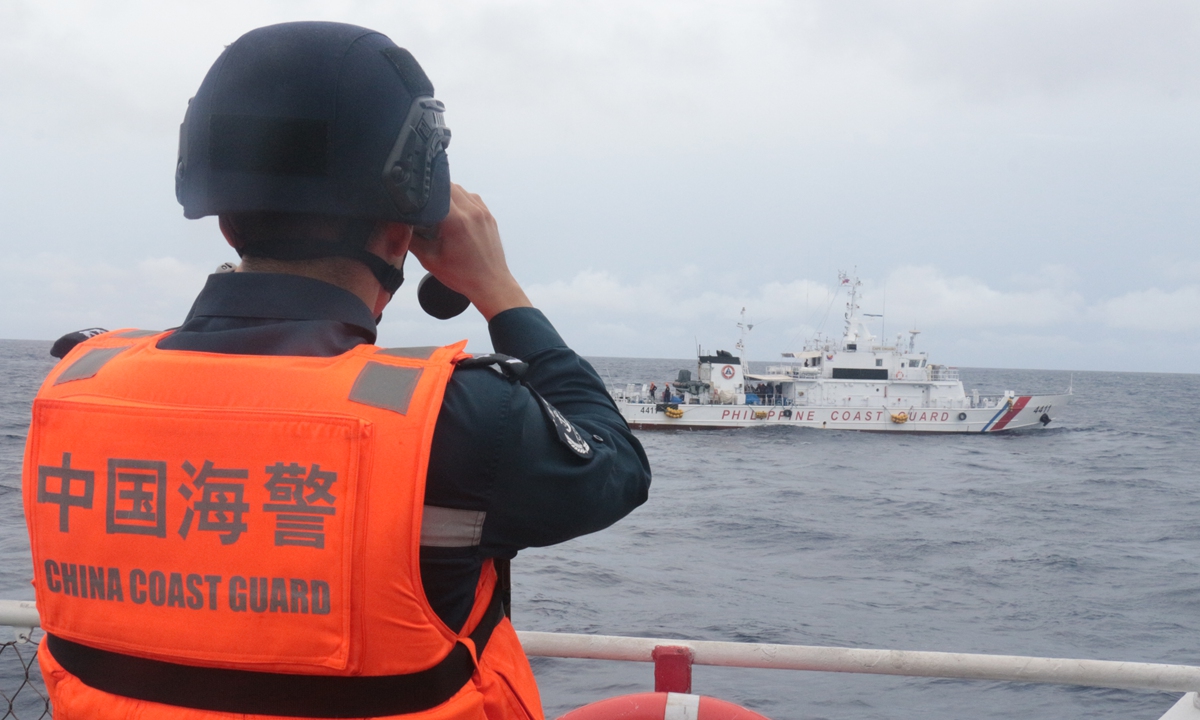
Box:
<box><xmin>524</xmin><ymin>264</ymin><xmax>1197</xmax><ymax>363</ymax></box>
<box><xmin>529</xmin><ymin>264</ymin><xmax>1085</xmax><ymax>331</ymax></box>
<box><xmin>1</xmin><ymin>2</ymin><xmax>1197</xmax><ymax>373</ymax></box>
<box><xmin>1094</xmin><ymin>285</ymin><xmax>1200</xmax><ymax>331</ymax></box>
<box><xmin>0</xmin><ymin>253</ymin><xmax>209</xmax><ymax>338</ymax></box>
<box><xmin>811</xmin><ymin>1</ymin><xmax>1200</xmax><ymax>103</ymax></box>
<box><xmin>530</xmin><ymin>268</ymin><xmax>835</xmax><ymax>321</ymax></box>
<box><xmin>877</xmin><ymin>265</ymin><xmax>1083</xmax><ymax>329</ymax></box>
<box><xmin>0</xmin><ymin>252</ymin><xmax>1194</xmax><ymax>372</ymax></box>
<box><xmin>5</xmin><ymin>0</ymin><xmax>1198</xmax><ymax>150</ymax></box>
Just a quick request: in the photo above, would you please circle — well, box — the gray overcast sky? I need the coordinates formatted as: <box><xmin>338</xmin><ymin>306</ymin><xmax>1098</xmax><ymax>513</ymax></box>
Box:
<box><xmin>1</xmin><ymin>0</ymin><xmax>1197</xmax><ymax>372</ymax></box>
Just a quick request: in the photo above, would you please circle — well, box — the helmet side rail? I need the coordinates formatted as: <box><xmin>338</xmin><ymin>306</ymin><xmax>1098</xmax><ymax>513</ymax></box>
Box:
<box><xmin>0</xmin><ymin>600</ymin><xmax>1195</xmax><ymax>695</ymax></box>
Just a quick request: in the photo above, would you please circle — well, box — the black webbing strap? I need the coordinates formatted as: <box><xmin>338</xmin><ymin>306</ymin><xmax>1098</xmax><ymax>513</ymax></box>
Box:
<box><xmin>46</xmin><ymin>590</ymin><xmax>505</xmax><ymax>718</ymax></box>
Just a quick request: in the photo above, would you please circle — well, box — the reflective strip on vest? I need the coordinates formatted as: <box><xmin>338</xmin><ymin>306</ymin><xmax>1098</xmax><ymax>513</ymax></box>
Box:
<box><xmin>348</xmin><ymin>362</ymin><xmax>423</xmax><ymax>414</ymax></box>
<box><xmin>54</xmin><ymin>347</ymin><xmax>130</xmax><ymax>385</ymax></box>
<box><xmin>421</xmin><ymin>506</ymin><xmax>485</xmax><ymax>547</ymax></box>
<box><xmin>377</xmin><ymin>346</ymin><xmax>439</xmax><ymax>360</ymax></box>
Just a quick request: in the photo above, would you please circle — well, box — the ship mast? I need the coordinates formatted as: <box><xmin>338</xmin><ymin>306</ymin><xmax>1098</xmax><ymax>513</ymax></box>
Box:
<box><xmin>736</xmin><ymin>307</ymin><xmax>754</xmax><ymax>361</ymax></box>
<box><xmin>839</xmin><ymin>271</ymin><xmax>873</xmax><ymax>350</ymax></box>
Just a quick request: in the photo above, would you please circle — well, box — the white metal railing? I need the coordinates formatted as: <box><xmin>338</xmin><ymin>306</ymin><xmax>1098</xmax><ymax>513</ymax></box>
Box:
<box><xmin>14</xmin><ymin>600</ymin><xmax>1199</xmax><ymax>692</ymax></box>
<box><xmin>518</xmin><ymin>631</ymin><xmax>1200</xmax><ymax>694</ymax></box>
<box><xmin>929</xmin><ymin>367</ymin><xmax>960</xmax><ymax>381</ymax></box>
<box><xmin>0</xmin><ymin>601</ymin><xmax>39</xmax><ymax>644</ymax></box>
<box><xmin>1</xmin><ymin>600</ymin><xmax>1196</xmax><ymax>717</ymax></box>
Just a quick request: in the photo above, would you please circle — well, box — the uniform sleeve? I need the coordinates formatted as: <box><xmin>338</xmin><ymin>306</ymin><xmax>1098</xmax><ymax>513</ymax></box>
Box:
<box><xmin>424</xmin><ymin>307</ymin><xmax>651</xmax><ymax>558</ymax></box>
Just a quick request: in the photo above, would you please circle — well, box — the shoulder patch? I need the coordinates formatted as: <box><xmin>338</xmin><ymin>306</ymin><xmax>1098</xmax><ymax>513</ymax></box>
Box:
<box><xmin>50</xmin><ymin>328</ymin><xmax>108</xmax><ymax>359</ymax></box>
<box><xmin>533</xmin><ymin>392</ymin><xmax>594</xmax><ymax>460</ymax></box>
<box><xmin>456</xmin><ymin>354</ymin><xmax>592</xmax><ymax>459</ymax></box>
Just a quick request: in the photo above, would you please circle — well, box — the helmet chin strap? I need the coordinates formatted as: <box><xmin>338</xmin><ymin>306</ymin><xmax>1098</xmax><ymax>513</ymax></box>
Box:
<box><xmin>374</xmin><ymin>251</ymin><xmax>409</xmax><ymax>325</ymax></box>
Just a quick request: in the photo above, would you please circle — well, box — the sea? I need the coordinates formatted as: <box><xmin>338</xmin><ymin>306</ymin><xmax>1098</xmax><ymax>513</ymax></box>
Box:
<box><xmin>2</xmin><ymin>340</ymin><xmax>1199</xmax><ymax>720</ymax></box>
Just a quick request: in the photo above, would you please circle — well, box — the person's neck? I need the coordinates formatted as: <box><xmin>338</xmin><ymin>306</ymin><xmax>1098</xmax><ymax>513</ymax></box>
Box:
<box><xmin>236</xmin><ymin>259</ymin><xmax>383</xmax><ymax>315</ymax></box>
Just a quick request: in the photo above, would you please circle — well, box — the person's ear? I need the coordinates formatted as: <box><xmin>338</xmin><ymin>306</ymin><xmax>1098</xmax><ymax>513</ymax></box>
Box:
<box><xmin>218</xmin><ymin>215</ymin><xmax>244</xmax><ymax>252</ymax></box>
<box><xmin>369</xmin><ymin>222</ymin><xmax>413</xmax><ymax>264</ymax></box>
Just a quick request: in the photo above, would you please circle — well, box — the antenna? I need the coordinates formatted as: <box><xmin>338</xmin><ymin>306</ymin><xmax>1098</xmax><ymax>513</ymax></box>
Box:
<box><xmin>839</xmin><ymin>270</ymin><xmax>867</xmax><ymax>346</ymax></box>
<box><xmin>882</xmin><ymin>282</ymin><xmax>886</xmax><ymax>342</ymax></box>
<box><xmin>736</xmin><ymin>307</ymin><xmax>754</xmax><ymax>361</ymax></box>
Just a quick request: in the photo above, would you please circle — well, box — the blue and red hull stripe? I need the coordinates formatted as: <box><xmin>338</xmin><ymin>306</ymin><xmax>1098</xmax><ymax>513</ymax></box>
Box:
<box><xmin>981</xmin><ymin>396</ymin><xmax>1031</xmax><ymax>432</ymax></box>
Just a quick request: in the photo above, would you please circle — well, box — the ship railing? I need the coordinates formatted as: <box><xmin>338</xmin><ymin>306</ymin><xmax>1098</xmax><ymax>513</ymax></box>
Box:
<box><xmin>928</xmin><ymin>367</ymin><xmax>959</xmax><ymax>381</ymax></box>
<box><xmin>607</xmin><ymin>384</ymin><xmax>647</xmax><ymax>401</ymax></box>
<box><xmin>764</xmin><ymin>365</ymin><xmax>821</xmax><ymax>377</ymax></box>
<box><xmin>972</xmin><ymin>393</ymin><xmax>1029</xmax><ymax>409</ymax></box>
<box><xmin>0</xmin><ymin>600</ymin><xmax>1191</xmax><ymax>719</ymax></box>
<box><xmin>520</xmin><ymin>631</ymin><xmax>1200</xmax><ymax>718</ymax></box>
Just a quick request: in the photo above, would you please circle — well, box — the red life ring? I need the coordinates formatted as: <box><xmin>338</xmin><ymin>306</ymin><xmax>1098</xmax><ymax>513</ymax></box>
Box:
<box><xmin>559</xmin><ymin>692</ymin><xmax>771</xmax><ymax>720</ymax></box>
<box><xmin>894</xmin><ymin>370</ymin><xmax>904</xmax><ymax>380</ymax></box>
<box><xmin>721</xmin><ymin>365</ymin><xmax>735</xmax><ymax>379</ymax></box>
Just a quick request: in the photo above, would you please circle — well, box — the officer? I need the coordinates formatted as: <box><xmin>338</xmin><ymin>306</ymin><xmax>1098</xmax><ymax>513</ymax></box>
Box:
<box><xmin>24</xmin><ymin>21</ymin><xmax>650</xmax><ymax>720</ymax></box>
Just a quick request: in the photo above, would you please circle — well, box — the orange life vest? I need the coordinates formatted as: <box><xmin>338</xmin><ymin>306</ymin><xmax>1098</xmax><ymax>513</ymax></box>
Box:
<box><xmin>23</xmin><ymin>329</ymin><xmax>543</xmax><ymax>719</ymax></box>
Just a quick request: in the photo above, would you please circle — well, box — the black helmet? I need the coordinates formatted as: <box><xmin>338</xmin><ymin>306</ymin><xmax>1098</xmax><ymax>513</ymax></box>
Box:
<box><xmin>175</xmin><ymin>22</ymin><xmax>451</xmax><ymax>291</ymax></box>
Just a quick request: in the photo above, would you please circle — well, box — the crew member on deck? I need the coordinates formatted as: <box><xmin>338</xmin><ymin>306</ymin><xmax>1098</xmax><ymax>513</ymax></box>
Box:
<box><xmin>23</xmin><ymin>22</ymin><xmax>650</xmax><ymax>720</ymax></box>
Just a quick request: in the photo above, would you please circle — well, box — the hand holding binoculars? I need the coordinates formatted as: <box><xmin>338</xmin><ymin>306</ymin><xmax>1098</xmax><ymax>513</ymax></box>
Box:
<box><xmin>413</xmin><ymin>224</ymin><xmax>471</xmax><ymax>320</ymax></box>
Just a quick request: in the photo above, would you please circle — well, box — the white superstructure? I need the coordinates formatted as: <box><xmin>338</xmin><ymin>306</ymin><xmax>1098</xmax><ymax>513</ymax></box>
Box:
<box><xmin>612</xmin><ymin>272</ymin><xmax>1070</xmax><ymax>432</ymax></box>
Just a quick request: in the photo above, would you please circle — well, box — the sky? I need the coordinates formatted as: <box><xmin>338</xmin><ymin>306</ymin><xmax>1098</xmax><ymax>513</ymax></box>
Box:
<box><xmin>1</xmin><ymin>0</ymin><xmax>1198</xmax><ymax>372</ymax></box>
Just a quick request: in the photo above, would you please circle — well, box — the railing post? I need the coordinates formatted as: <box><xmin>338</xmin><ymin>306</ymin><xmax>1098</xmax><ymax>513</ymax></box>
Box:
<box><xmin>652</xmin><ymin>645</ymin><xmax>693</xmax><ymax>693</ymax></box>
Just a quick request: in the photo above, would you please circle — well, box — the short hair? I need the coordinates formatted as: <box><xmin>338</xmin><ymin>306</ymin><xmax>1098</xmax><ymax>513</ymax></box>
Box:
<box><xmin>222</xmin><ymin>213</ymin><xmax>379</xmax><ymax>259</ymax></box>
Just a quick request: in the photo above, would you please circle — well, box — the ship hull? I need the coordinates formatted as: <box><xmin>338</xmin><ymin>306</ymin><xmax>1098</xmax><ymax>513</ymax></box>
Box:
<box><xmin>621</xmin><ymin>393</ymin><xmax>1070</xmax><ymax>432</ymax></box>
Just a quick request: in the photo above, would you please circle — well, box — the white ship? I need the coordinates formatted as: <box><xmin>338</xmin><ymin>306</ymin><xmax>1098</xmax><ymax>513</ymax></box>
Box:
<box><xmin>612</xmin><ymin>272</ymin><xmax>1070</xmax><ymax>432</ymax></box>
